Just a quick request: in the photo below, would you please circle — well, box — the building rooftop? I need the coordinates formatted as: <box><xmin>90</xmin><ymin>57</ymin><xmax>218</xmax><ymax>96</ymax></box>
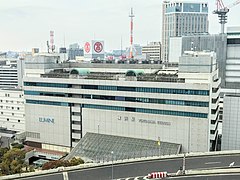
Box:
<box><xmin>41</xmin><ymin>68</ymin><xmax>185</xmax><ymax>83</ymax></box>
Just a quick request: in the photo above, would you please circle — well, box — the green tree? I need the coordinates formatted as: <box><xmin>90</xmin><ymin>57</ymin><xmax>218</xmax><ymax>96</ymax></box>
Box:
<box><xmin>69</xmin><ymin>157</ymin><xmax>84</xmax><ymax>166</ymax></box>
<box><xmin>0</xmin><ymin>148</ymin><xmax>9</xmax><ymax>163</ymax></box>
<box><xmin>0</xmin><ymin>148</ymin><xmax>27</xmax><ymax>175</ymax></box>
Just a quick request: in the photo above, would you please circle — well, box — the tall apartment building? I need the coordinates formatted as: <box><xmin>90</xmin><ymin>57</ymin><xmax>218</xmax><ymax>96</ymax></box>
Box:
<box><xmin>23</xmin><ymin>51</ymin><xmax>220</xmax><ymax>153</ymax></box>
<box><xmin>142</xmin><ymin>42</ymin><xmax>161</xmax><ymax>62</ymax></box>
<box><xmin>0</xmin><ymin>88</ymin><xmax>25</xmax><ymax>132</ymax></box>
<box><xmin>162</xmin><ymin>1</ymin><xmax>209</xmax><ymax>62</ymax></box>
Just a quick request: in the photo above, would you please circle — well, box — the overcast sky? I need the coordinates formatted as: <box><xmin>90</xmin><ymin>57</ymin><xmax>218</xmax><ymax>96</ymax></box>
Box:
<box><xmin>0</xmin><ymin>0</ymin><xmax>239</xmax><ymax>52</ymax></box>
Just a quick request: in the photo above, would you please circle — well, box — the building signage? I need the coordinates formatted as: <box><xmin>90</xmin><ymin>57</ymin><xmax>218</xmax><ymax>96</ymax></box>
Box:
<box><xmin>84</xmin><ymin>42</ymin><xmax>91</xmax><ymax>53</ymax></box>
<box><xmin>39</xmin><ymin>117</ymin><xmax>55</xmax><ymax>124</ymax></box>
<box><xmin>94</xmin><ymin>42</ymin><xmax>103</xmax><ymax>53</ymax></box>
<box><xmin>117</xmin><ymin>116</ymin><xmax>171</xmax><ymax>126</ymax></box>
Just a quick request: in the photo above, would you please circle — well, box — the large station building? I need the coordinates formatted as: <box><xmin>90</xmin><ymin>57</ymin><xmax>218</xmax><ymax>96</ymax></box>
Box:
<box><xmin>23</xmin><ymin>51</ymin><xmax>220</xmax><ymax>153</ymax></box>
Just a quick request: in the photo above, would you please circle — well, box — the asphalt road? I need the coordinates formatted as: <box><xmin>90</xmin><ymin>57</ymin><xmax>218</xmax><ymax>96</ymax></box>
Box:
<box><xmin>17</xmin><ymin>154</ymin><xmax>240</xmax><ymax>180</ymax></box>
<box><xmin>167</xmin><ymin>173</ymin><xmax>240</xmax><ymax>180</ymax></box>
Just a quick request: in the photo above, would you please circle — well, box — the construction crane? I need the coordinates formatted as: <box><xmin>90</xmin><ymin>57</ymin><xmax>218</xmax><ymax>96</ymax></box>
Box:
<box><xmin>213</xmin><ymin>0</ymin><xmax>240</xmax><ymax>34</ymax></box>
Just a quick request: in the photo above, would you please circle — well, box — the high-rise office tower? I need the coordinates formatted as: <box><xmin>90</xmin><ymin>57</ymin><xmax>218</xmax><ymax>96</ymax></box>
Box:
<box><xmin>162</xmin><ymin>1</ymin><xmax>209</xmax><ymax>62</ymax></box>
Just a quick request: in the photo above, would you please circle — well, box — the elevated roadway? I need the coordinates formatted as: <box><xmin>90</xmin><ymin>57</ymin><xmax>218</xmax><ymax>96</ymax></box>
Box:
<box><xmin>2</xmin><ymin>152</ymin><xmax>240</xmax><ymax>180</ymax></box>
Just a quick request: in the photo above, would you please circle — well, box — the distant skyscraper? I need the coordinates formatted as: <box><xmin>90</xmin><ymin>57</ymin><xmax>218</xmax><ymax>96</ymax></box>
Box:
<box><xmin>162</xmin><ymin>1</ymin><xmax>209</xmax><ymax>62</ymax></box>
<box><xmin>68</xmin><ymin>43</ymin><xmax>83</xmax><ymax>60</ymax></box>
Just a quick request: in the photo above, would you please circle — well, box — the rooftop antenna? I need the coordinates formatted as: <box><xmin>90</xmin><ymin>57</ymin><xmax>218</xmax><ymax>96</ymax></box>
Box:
<box><xmin>129</xmin><ymin>7</ymin><xmax>135</xmax><ymax>59</ymax></box>
<box><xmin>121</xmin><ymin>36</ymin><xmax>123</xmax><ymax>57</ymax></box>
<box><xmin>63</xmin><ymin>33</ymin><xmax>66</xmax><ymax>48</ymax></box>
<box><xmin>49</xmin><ymin>30</ymin><xmax>55</xmax><ymax>53</ymax></box>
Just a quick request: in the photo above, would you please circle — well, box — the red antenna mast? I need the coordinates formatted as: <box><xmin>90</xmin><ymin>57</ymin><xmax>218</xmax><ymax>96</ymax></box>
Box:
<box><xmin>129</xmin><ymin>8</ymin><xmax>135</xmax><ymax>59</ymax></box>
<box><xmin>50</xmin><ymin>31</ymin><xmax>55</xmax><ymax>53</ymax></box>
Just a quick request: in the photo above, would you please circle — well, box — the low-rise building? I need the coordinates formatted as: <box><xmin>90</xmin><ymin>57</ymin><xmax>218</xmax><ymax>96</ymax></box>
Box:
<box><xmin>142</xmin><ymin>42</ymin><xmax>161</xmax><ymax>62</ymax></box>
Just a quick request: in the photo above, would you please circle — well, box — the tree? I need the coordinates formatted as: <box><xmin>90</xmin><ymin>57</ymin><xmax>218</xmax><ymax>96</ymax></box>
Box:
<box><xmin>69</xmin><ymin>157</ymin><xmax>84</xmax><ymax>166</ymax></box>
<box><xmin>0</xmin><ymin>148</ymin><xmax>27</xmax><ymax>175</ymax></box>
<box><xmin>0</xmin><ymin>148</ymin><xmax>9</xmax><ymax>163</ymax></box>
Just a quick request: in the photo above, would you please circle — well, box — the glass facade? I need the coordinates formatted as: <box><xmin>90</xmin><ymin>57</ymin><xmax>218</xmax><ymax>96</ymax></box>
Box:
<box><xmin>24</xmin><ymin>82</ymin><xmax>71</xmax><ymax>88</ymax></box>
<box><xmin>24</xmin><ymin>91</ymin><xmax>209</xmax><ymax>107</ymax></box>
<box><xmin>24</xmin><ymin>82</ymin><xmax>209</xmax><ymax>96</ymax></box>
<box><xmin>166</xmin><ymin>3</ymin><xmax>208</xmax><ymax>13</ymax></box>
<box><xmin>183</xmin><ymin>3</ymin><xmax>200</xmax><ymax>12</ymax></box>
<box><xmin>26</xmin><ymin>100</ymin><xmax>69</xmax><ymax>106</ymax></box>
<box><xmin>83</xmin><ymin>104</ymin><xmax>208</xmax><ymax>118</ymax></box>
<box><xmin>166</xmin><ymin>4</ymin><xmax>182</xmax><ymax>13</ymax></box>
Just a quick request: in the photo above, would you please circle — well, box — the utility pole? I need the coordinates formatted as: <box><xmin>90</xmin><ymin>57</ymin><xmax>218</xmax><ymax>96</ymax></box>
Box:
<box><xmin>182</xmin><ymin>153</ymin><xmax>186</xmax><ymax>175</ymax></box>
<box><xmin>111</xmin><ymin>151</ymin><xmax>114</xmax><ymax>180</ymax></box>
<box><xmin>158</xmin><ymin>137</ymin><xmax>161</xmax><ymax>157</ymax></box>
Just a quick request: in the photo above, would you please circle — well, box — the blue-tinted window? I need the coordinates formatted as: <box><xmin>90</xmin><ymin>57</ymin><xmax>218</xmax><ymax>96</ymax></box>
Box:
<box><xmin>166</xmin><ymin>4</ymin><xmax>182</xmax><ymax>13</ymax></box>
<box><xmin>83</xmin><ymin>104</ymin><xmax>125</xmax><ymax>111</ymax></box>
<box><xmin>24</xmin><ymin>82</ymin><xmax>70</xmax><ymax>88</ymax></box>
<box><xmin>26</xmin><ymin>100</ymin><xmax>69</xmax><ymax>106</ymax></box>
<box><xmin>202</xmin><ymin>4</ymin><xmax>208</xmax><ymax>13</ymax></box>
<box><xmin>25</xmin><ymin>82</ymin><xmax>209</xmax><ymax>96</ymax></box>
<box><xmin>83</xmin><ymin>104</ymin><xmax>208</xmax><ymax>118</ymax></box>
<box><xmin>24</xmin><ymin>91</ymin><xmax>65</xmax><ymax>97</ymax></box>
<box><xmin>183</xmin><ymin>3</ymin><xmax>200</xmax><ymax>12</ymax></box>
<box><xmin>25</xmin><ymin>90</ymin><xmax>209</xmax><ymax>107</ymax></box>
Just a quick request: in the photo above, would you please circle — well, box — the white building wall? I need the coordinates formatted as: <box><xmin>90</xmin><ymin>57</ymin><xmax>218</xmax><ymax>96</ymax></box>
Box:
<box><xmin>169</xmin><ymin>37</ymin><xmax>182</xmax><ymax>63</ymax></box>
<box><xmin>25</xmin><ymin>104</ymin><xmax>71</xmax><ymax>148</ymax></box>
<box><xmin>222</xmin><ymin>95</ymin><xmax>240</xmax><ymax>150</ymax></box>
<box><xmin>142</xmin><ymin>42</ymin><xmax>161</xmax><ymax>61</ymax></box>
<box><xmin>82</xmin><ymin>109</ymin><xmax>209</xmax><ymax>152</ymax></box>
<box><xmin>0</xmin><ymin>89</ymin><xmax>25</xmax><ymax>132</ymax></box>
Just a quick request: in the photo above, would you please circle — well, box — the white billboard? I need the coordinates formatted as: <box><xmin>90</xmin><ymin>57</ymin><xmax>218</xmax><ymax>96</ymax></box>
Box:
<box><xmin>92</xmin><ymin>40</ymin><xmax>104</xmax><ymax>54</ymax></box>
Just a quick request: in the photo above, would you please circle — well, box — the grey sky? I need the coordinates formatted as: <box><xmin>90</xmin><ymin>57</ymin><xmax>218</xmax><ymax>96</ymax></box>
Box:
<box><xmin>0</xmin><ymin>0</ymin><xmax>239</xmax><ymax>52</ymax></box>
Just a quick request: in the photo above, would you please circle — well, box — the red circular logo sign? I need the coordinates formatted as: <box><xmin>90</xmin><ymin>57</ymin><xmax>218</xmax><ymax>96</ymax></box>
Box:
<box><xmin>84</xmin><ymin>42</ymin><xmax>91</xmax><ymax>53</ymax></box>
<box><xmin>94</xmin><ymin>42</ymin><xmax>103</xmax><ymax>53</ymax></box>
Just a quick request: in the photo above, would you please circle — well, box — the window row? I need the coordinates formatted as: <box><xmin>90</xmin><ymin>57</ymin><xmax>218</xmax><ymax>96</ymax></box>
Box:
<box><xmin>25</xmin><ymin>90</ymin><xmax>209</xmax><ymax>108</ymax></box>
<box><xmin>24</xmin><ymin>82</ymin><xmax>70</xmax><ymax>88</ymax></box>
<box><xmin>0</xmin><ymin>106</ymin><xmax>20</xmax><ymax>110</ymax></box>
<box><xmin>83</xmin><ymin>104</ymin><xmax>208</xmax><ymax>118</ymax></box>
<box><xmin>26</xmin><ymin>100</ymin><xmax>69</xmax><ymax>106</ymax></box>
<box><xmin>24</xmin><ymin>82</ymin><xmax>209</xmax><ymax>96</ymax></box>
<box><xmin>4</xmin><ymin>118</ymin><xmax>21</xmax><ymax>122</ymax></box>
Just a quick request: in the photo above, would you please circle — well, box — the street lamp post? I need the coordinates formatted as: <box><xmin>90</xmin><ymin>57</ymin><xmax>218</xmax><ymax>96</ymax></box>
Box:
<box><xmin>188</xmin><ymin>118</ymin><xmax>191</xmax><ymax>153</ymax></box>
<box><xmin>158</xmin><ymin>137</ymin><xmax>161</xmax><ymax>157</ymax></box>
<box><xmin>97</xmin><ymin>124</ymin><xmax>99</xmax><ymax>163</ymax></box>
<box><xmin>111</xmin><ymin>151</ymin><xmax>114</xmax><ymax>180</ymax></box>
<box><xmin>182</xmin><ymin>153</ymin><xmax>186</xmax><ymax>175</ymax></box>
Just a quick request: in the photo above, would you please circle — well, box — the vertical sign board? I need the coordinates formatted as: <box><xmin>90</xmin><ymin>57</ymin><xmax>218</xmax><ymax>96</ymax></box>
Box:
<box><xmin>84</xmin><ymin>42</ymin><xmax>92</xmax><ymax>61</ymax></box>
<box><xmin>84</xmin><ymin>42</ymin><xmax>92</xmax><ymax>54</ymax></box>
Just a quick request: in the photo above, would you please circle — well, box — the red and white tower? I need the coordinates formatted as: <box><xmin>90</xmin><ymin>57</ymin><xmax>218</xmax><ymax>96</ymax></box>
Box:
<box><xmin>50</xmin><ymin>31</ymin><xmax>55</xmax><ymax>52</ymax></box>
<box><xmin>129</xmin><ymin>7</ymin><xmax>135</xmax><ymax>59</ymax></box>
